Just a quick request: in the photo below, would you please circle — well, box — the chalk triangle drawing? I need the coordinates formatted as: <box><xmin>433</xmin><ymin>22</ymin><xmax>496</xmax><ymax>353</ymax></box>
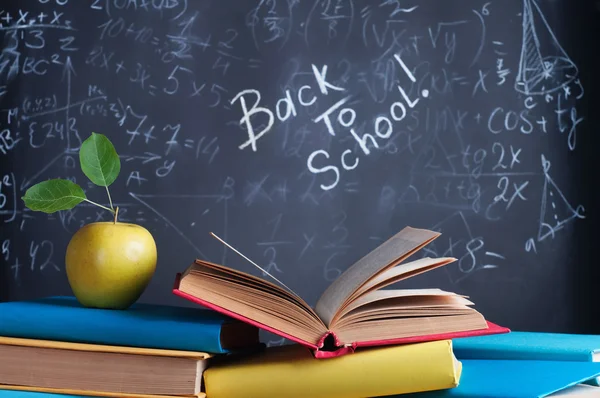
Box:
<box><xmin>515</xmin><ymin>0</ymin><xmax>578</xmax><ymax>96</ymax></box>
<box><xmin>537</xmin><ymin>155</ymin><xmax>585</xmax><ymax>242</ymax></box>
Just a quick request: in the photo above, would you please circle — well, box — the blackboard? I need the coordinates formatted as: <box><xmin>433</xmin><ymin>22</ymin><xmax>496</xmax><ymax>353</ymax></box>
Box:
<box><xmin>1</xmin><ymin>0</ymin><xmax>598</xmax><ymax>345</ymax></box>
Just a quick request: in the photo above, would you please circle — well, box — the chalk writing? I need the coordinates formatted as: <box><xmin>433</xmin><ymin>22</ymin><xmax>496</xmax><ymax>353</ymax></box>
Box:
<box><xmin>0</xmin><ymin>1</ymin><xmax>590</xmax><ymax>325</ymax></box>
<box><xmin>231</xmin><ymin>54</ymin><xmax>428</xmax><ymax>191</ymax></box>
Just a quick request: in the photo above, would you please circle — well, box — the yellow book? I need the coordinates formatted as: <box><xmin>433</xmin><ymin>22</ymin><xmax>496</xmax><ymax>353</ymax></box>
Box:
<box><xmin>0</xmin><ymin>336</ymin><xmax>209</xmax><ymax>398</ymax></box>
<box><xmin>204</xmin><ymin>340</ymin><xmax>462</xmax><ymax>398</ymax></box>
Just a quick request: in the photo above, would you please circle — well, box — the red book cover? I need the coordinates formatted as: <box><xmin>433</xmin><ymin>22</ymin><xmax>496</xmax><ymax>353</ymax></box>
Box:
<box><xmin>173</xmin><ymin>274</ymin><xmax>510</xmax><ymax>359</ymax></box>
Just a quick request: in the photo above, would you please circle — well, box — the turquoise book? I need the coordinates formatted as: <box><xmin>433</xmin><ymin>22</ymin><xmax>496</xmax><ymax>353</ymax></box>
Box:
<box><xmin>0</xmin><ymin>390</ymin><xmax>87</xmax><ymax>398</ymax></box>
<box><xmin>396</xmin><ymin>359</ymin><xmax>600</xmax><ymax>397</ymax></box>
<box><xmin>452</xmin><ymin>331</ymin><xmax>600</xmax><ymax>385</ymax></box>
<box><xmin>0</xmin><ymin>296</ymin><xmax>259</xmax><ymax>353</ymax></box>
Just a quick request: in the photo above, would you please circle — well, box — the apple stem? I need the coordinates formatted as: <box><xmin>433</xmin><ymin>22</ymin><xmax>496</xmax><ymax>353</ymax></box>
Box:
<box><xmin>113</xmin><ymin>206</ymin><xmax>119</xmax><ymax>224</ymax></box>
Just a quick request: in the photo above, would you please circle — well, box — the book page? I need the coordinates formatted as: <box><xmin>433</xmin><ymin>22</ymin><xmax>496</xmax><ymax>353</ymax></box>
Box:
<box><xmin>179</xmin><ymin>262</ymin><xmax>328</xmax><ymax>345</ymax></box>
<box><xmin>334</xmin><ymin>313</ymin><xmax>487</xmax><ymax>344</ymax></box>
<box><xmin>347</xmin><ymin>257</ymin><xmax>456</xmax><ymax>302</ymax></box>
<box><xmin>0</xmin><ymin>343</ymin><xmax>204</xmax><ymax>396</ymax></box>
<box><xmin>336</xmin><ymin>308</ymin><xmax>477</xmax><ymax>329</ymax></box>
<box><xmin>314</xmin><ymin>227</ymin><xmax>441</xmax><ymax>327</ymax></box>
<box><xmin>193</xmin><ymin>260</ymin><xmax>322</xmax><ymax>323</ymax></box>
<box><xmin>334</xmin><ymin>289</ymin><xmax>473</xmax><ymax>324</ymax></box>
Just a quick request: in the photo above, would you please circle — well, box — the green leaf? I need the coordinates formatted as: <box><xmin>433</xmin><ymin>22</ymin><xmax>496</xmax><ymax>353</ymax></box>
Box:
<box><xmin>22</xmin><ymin>179</ymin><xmax>86</xmax><ymax>213</ymax></box>
<box><xmin>79</xmin><ymin>132</ymin><xmax>121</xmax><ymax>187</ymax></box>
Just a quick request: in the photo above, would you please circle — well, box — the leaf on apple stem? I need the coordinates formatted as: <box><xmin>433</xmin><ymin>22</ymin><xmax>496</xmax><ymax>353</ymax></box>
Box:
<box><xmin>79</xmin><ymin>132</ymin><xmax>121</xmax><ymax>187</ymax></box>
<box><xmin>22</xmin><ymin>179</ymin><xmax>86</xmax><ymax>213</ymax></box>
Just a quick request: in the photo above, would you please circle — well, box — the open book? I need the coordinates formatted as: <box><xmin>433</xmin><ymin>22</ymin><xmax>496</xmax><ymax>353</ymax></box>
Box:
<box><xmin>173</xmin><ymin>226</ymin><xmax>509</xmax><ymax>358</ymax></box>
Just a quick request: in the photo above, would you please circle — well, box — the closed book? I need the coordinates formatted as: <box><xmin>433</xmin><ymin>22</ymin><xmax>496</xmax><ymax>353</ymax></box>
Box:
<box><xmin>0</xmin><ymin>336</ymin><xmax>210</xmax><ymax>398</ymax></box>
<box><xmin>203</xmin><ymin>340</ymin><xmax>462</xmax><ymax>398</ymax></box>
<box><xmin>398</xmin><ymin>359</ymin><xmax>600</xmax><ymax>398</ymax></box>
<box><xmin>0</xmin><ymin>296</ymin><xmax>258</xmax><ymax>353</ymax></box>
<box><xmin>174</xmin><ymin>227</ymin><xmax>508</xmax><ymax>358</ymax></box>
<box><xmin>453</xmin><ymin>331</ymin><xmax>600</xmax><ymax>385</ymax></box>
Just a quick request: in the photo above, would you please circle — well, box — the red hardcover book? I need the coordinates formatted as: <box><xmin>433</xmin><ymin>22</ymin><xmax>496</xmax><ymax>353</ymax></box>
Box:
<box><xmin>173</xmin><ymin>227</ymin><xmax>509</xmax><ymax>358</ymax></box>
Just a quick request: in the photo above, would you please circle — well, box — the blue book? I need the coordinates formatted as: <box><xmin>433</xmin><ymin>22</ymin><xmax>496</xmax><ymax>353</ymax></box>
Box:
<box><xmin>0</xmin><ymin>390</ymin><xmax>87</xmax><ymax>398</ymax></box>
<box><xmin>452</xmin><ymin>331</ymin><xmax>600</xmax><ymax>385</ymax></box>
<box><xmin>396</xmin><ymin>359</ymin><xmax>600</xmax><ymax>397</ymax></box>
<box><xmin>0</xmin><ymin>296</ymin><xmax>259</xmax><ymax>354</ymax></box>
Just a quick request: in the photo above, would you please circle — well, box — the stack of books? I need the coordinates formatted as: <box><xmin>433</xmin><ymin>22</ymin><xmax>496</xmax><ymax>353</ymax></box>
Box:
<box><xmin>2</xmin><ymin>226</ymin><xmax>600</xmax><ymax>397</ymax></box>
<box><xmin>0</xmin><ymin>296</ymin><xmax>259</xmax><ymax>398</ymax></box>
<box><xmin>200</xmin><ymin>333</ymin><xmax>600</xmax><ymax>398</ymax></box>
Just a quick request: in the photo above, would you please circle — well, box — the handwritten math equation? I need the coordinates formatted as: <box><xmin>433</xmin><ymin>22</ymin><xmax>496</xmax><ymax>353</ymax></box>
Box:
<box><xmin>0</xmin><ymin>0</ymin><xmax>589</xmax><ymax>303</ymax></box>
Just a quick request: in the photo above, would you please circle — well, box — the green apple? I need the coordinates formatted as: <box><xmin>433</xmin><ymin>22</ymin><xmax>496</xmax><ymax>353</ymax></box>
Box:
<box><xmin>65</xmin><ymin>221</ymin><xmax>157</xmax><ymax>310</ymax></box>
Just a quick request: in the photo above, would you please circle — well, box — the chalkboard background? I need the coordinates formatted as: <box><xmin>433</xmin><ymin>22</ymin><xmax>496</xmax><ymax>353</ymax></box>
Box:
<box><xmin>1</xmin><ymin>0</ymin><xmax>598</xmax><ymax>344</ymax></box>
